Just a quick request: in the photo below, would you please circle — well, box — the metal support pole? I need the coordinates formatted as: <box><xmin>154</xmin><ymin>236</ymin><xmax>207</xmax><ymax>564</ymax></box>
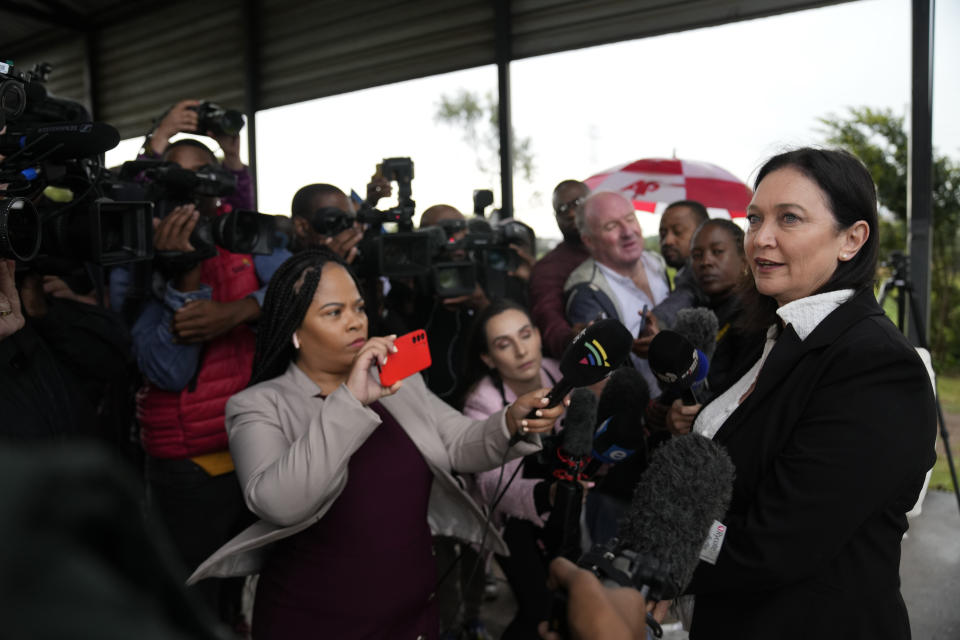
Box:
<box><xmin>907</xmin><ymin>0</ymin><xmax>934</xmax><ymax>346</ymax></box>
<box><xmin>494</xmin><ymin>0</ymin><xmax>513</xmax><ymax>219</ymax></box>
<box><xmin>242</xmin><ymin>0</ymin><xmax>260</xmax><ymax>208</ymax></box>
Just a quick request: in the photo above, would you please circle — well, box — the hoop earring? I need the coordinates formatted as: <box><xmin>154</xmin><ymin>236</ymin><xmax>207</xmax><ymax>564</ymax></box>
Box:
<box><xmin>292</xmin><ymin>333</ymin><xmax>301</xmax><ymax>350</ymax></box>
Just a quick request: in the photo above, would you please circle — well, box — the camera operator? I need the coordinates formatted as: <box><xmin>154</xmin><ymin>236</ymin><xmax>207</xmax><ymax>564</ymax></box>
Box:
<box><xmin>382</xmin><ymin>205</ymin><xmax>489</xmax><ymax>405</ymax></box>
<box><xmin>108</xmin><ymin>131</ymin><xmax>290</xmax><ymax>630</ymax></box>
<box><xmin>1</xmin><ymin>126</ymin><xmax>131</xmax><ymax>441</ymax></box>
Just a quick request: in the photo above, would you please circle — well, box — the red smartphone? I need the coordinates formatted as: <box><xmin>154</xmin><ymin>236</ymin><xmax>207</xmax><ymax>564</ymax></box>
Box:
<box><xmin>378</xmin><ymin>329</ymin><xmax>432</xmax><ymax>386</ymax></box>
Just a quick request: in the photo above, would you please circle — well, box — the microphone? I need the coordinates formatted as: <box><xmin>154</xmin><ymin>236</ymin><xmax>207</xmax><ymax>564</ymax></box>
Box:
<box><xmin>673</xmin><ymin>307</ymin><xmax>719</xmax><ymax>361</ymax></box>
<box><xmin>649</xmin><ymin>330</ymin><xmax>709</xmax><ymax>405</ymax></box>
<box><xmin>525</xmin><ymin>318</ymin><xmax>633</xmax><ymax>418</ymax></box>
<box><xmin>543</xmin><ymin>388</ymin><xmax>597</xmax><ymax>561</ymax></box>
<box><xmin>591</xmin><ymin>367</ymin><xmax>650</xmax><ymax>465</ymax></box>
<box><xmin>617</xmin><ymin>433</ymin><xmax>735</xmax><ymax>600</ymax></box>
<box><xmin>0</xmin><ymin>122</ymin><xmax>120</xmax><ymax>163</ymax></box>
<box><xmin>548</xmin><ymin>433</ymin><xmax>734</xmax><ymax>634</ymax></box>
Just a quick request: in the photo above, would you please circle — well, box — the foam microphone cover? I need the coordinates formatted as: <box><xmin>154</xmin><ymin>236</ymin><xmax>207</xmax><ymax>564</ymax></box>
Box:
<box><xmin>597</xmin><ymin>367</ymin><xmax>650</xmax><ymax>422</ymax></box>
<box><xmin>561</xmin><ymin>388</ymin><xmax>598</xmax><ymax>458</ymax></box>
<box><xmin>648</xmin><ymin>330</ymin><xmax>709</xmax><ymax>391</ymax></box>
<box><xmin>620</xmin><ymin>433</ymin><xmax>734</xmax><ymax>598</ymax></box>
<box><xmin>559</xmin><ymin>318</ymin><xmax>634</xmax><ymax>387</ymax></box>
<box><xmin>0</xmin><ymin>122</ymin><xmax>120</xmax><ymax>161</ymax></box>
<box><xmin>673</xmin><ymin>307</ymin><xmax>719</xmax><ymax>361</ymax></box>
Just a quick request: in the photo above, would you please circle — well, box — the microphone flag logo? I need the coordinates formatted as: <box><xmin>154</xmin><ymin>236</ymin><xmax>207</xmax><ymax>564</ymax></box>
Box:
<box><xmin>579</xmin><ymin>339</ymin><xmax>611</xmax><ymax>367</ymax></box>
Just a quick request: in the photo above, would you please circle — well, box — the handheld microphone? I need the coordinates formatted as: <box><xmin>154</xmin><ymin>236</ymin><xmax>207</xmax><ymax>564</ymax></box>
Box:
<box><xmin>673</xmin><ymin>307</ymin><xmax>719</xmax><ymax>361</ymax></box>
<box><xmin>0</xmin><ymin>122</ymin><xmax>120</xmax><ymax>163</ymax></box>
<box><xmin>590</xmin><ymin>367</ymin><xmax>650</xmax><ymax>466</ymax></box>
<box><xmin>549</xmin><ymin>433</ymin><xmax>734</xmax><ymax>634</ymax></box>
<box><xmin>525</xmin><ymin>318</ymin><xmax>633</xmax><ymax>418</ymax></box>
<box><xmin>649</xmin><ymin>330</ymin><xmax>709</xmax><ymax>405</ymax></box>
<box><xmin>543</xmin><ymin>388</ymin><xmax>597</xmax><ymax>561</ymax></box>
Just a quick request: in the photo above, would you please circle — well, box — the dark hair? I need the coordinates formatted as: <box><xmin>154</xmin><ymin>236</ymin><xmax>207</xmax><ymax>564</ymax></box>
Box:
<box><xmin>291</xmin><ymin>183</ymin><xmax>347</xmax><ymax>218</ymax></box>
<box><xmin>459</xmin><ymin>298</ymin><xmax>535</xmax><ymax>404</ymax></box>
<box><xmin>161</xmin><ymin>138</ymin><xmax>217</xmax><ymax>164</ymax></box>
<box><xmin>249</xmin><ymin>247</ymin><xmax>360</xmax><ymax>385</ymax></box>
<box><xmin>740</xmin><ymin>147</ymin><xmax>879</xmax><ymax>329</ymax></box>
<box><xmin>664</xmin><ymin>200</ymin><xmax>710</xmax><ymax>227</ymax></box>
<box><xmin>691</xmin><ymin>218</ymin><xmax>745</xmax><ymax>257</ymax></box>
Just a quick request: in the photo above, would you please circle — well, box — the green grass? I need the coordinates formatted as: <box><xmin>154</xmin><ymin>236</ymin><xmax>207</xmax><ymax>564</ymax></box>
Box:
<box><xmin>929</xmin><ymin>374</ymin><xmax>960</xmax><ymax>492</ymax></box>
<box><xmin>936</xmin><ymin>375</ymin><xmax>960</xmax><ymax>414</ymax></box>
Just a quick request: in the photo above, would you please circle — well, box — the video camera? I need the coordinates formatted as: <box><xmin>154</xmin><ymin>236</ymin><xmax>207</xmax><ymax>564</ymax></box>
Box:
<box><xmin>1</xmin><ymin>61</ymin><xmax>154</xmax><ymax>268</ymax></box>
<box><xmin>120</xmin><ymin>159</ymin><xmax>280</xmax><ymax>260</ymax></box>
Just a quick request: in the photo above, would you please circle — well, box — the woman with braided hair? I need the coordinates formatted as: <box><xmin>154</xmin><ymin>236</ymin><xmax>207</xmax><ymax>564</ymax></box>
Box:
<box><xmin>188</xmin><ymin>248</ymin><xmax>565</xmax><ymax>639</ymax></box>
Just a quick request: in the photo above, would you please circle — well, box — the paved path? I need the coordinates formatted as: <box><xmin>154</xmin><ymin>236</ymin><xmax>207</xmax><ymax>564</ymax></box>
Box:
<box><xmin>901</xmin><ymin>489</ymin><xmax>960</xmax><ymax>640</ymax></box>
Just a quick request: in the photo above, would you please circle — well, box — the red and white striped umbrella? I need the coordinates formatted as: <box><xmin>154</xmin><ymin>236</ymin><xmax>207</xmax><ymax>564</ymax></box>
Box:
<box><xmin>584</xmin><ymin>158</ymin><xmax>753</xmax><ymax>218</ymax></box>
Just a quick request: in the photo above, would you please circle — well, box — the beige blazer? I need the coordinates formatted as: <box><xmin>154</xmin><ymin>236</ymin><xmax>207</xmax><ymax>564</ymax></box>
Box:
<box><xmin>189</xmin><ymin>363</ymin><xmax>540</xmax><ymax>583</ymax></box>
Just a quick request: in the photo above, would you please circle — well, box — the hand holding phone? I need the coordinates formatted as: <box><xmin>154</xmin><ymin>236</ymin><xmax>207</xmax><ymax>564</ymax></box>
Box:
<box><xmin>378</xmin><ymin>329</ymin><xmax>432</xmax><ymax>386</ymax></box>
<box><xmin>637</xmin><ymin>305</ymin><xmax>649</xmax><ymax>337</ymax></box>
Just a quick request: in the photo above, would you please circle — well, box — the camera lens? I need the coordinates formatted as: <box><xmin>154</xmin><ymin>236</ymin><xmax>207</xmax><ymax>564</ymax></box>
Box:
<box><xmin>0</xmin><ymin>80</ymin><xmax>27</xmax><ymax>126</ymax></box>
<box><xmin>0</xmin><ymin>197</ymin><xmax>42</xmax><ymax>261</ymax></box>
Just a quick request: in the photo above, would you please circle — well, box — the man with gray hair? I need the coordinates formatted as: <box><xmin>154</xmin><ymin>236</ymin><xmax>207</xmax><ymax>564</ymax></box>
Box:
<box><xmin>563</xmin><ymin>191</ymin><xmax>670</xmax><ymax>393</ymax></box>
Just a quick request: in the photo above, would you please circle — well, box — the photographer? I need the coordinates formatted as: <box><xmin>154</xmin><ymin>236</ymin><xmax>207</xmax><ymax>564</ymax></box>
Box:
<box><xmin>289</xmin><ymin>183</ymin><xmax>364</xmax><ymax>260</ymax></box>
<box><xmin>109</xmin><ymin>133</ymin><xmax>289</xmax><ymax>630</ymax></box>
<box><xmin>141</xmin><ymin>99</ymin><xmax>252</xmax><ymax>211</ymax></box>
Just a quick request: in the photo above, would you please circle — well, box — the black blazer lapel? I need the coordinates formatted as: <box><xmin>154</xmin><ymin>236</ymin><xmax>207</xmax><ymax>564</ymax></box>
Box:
<box><xmin>713</xmin><ymin>287</ymin><xmax>882</xmax><ymax>443</ymax></box>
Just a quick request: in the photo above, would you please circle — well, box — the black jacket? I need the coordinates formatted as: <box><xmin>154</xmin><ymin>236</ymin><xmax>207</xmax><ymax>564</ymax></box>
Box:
<box><xmin>687</xmin><ymin>287</ymin><xmax>937</xmax><ymax>639</ymax></box>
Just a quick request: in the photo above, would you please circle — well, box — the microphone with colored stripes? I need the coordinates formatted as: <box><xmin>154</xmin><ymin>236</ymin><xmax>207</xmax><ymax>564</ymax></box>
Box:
<box><xmin>525</xmin><ymin>318</ymin><xmax>634</xmax><ymax>418</ymax></box>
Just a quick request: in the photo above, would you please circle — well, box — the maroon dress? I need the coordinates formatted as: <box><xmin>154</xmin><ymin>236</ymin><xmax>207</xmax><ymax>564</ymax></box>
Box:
<box><xmin>252</xmin><ymin>402</ymin><xmax>438</xmax><ymax>639</ymax></box>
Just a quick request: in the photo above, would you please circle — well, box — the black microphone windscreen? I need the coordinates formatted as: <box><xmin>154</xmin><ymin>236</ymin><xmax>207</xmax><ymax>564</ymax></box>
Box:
<box><xmin>597</xmin><ymin>367</ymin><xmax>650</xmax><ymax>422</ymax></box>
<box><xmin>2</xmin><ymin>121</ymin><xmax>120</xmax><ymax>161</ymax></box>
<box><xmin>621</xmin><ymin>434</ymin><xmax>734</xmax><ymax>597</ymax></box>
<box><xmin>561</xmin><ymin>388</ymin><xmax>598</xmax><ymax>458</ymax></box>
<box><xmin>674</xmin><ymin>308</ymin><xmax>719</xmax><ymax>361</ymax></box>
<box><xmin>648</xmin><ymin>330</ymin><xmax>708</xmax><ymax>391</ymax></box>
<box><xmin>558</xmin><ymin>318</ymin><xmax>634</xmax><ymax>388</ymax></box>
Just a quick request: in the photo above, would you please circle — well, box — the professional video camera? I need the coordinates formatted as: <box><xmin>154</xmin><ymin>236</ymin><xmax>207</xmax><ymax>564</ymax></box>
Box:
<box><xmin>1</xmin><ymin>61</ymin><xmax>89</xmax><ymax>128</ymax></box>
<box><xmin>0</xmin><ymin>59</ymin><xmax>154</xmax><ymax>268</ymax></box>
<box><xmin>428</xmin><ymin>216</ymin><xmax>535</xmax><ymax>299</ymax></box>
<box><xmin>351</xmin><ymin>157</ymin><xmax>432</xmax><ymax>279</ymax></box>
<box><xmin>119</xmin><ymin>159</ymin><xmax>279</xmax><ymax>260</ymax></box>
<box><xmin>187</xmin><ymin>101</ymin><xmax>245</xmax><ymax>137</ymax></box>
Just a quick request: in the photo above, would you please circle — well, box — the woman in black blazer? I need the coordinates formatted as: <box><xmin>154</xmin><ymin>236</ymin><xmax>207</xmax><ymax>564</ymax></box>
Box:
<box><xmin>684</xmin><ymin>148</ymin><xmax>937</xmax><ymax>639</ymax></box>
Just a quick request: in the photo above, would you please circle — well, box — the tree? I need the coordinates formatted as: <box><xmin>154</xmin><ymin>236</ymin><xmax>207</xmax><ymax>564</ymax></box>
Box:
<box><xmin>819</xmin><ymin>107</ymin><xmax>960</xmax><ymax>371</ymax></box>
<box><xmin>434</xmin><ymin>89</ymin><xmax>535</xmax><ymax>188</ymax></box>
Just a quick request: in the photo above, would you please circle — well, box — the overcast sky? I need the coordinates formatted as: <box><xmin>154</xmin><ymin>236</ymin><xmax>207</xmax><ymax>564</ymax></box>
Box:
<box><xmin>107</xmin><ymin>0</ymin><xmax>959</xmax><ymax>240</ymax></box>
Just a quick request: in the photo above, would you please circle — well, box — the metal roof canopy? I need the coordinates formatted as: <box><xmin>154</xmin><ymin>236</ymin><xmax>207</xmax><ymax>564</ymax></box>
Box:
<box><xmin>2</xmin><ymin>0</ymin><xmax>935</xmax><ymax>341</ymax></box>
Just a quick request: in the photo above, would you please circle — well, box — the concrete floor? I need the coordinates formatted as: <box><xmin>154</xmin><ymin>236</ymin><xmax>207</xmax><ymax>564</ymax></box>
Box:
<box><xmin>478</xmin><ymin>489</ymin><xmax>960</xmax><ymax>639</ymax></box>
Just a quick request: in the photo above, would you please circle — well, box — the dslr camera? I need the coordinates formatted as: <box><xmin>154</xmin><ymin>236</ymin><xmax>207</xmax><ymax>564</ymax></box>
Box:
<box><xmin>188</xmin><ymin>101</ymin><xmax>245</xmax><ymax>137</ymax></box>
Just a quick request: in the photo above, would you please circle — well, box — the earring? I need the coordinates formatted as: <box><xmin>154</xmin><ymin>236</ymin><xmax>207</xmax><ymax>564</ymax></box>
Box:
<box><xmin>292</xmin><ymin>333</ymin><xmax>301</xmax><ymax>350</ymax></box>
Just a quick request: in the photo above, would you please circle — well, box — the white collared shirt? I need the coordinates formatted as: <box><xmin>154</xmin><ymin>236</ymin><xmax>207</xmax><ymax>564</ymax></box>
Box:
<box><xmin>693</xmin><ymin>289</ymin><xmax>854</xmax><ymax>439</ymax></box>
<box><xmin>595</xmin><ymin>254</ymin><xmax>670</xmax><ymax>393</ymax></box>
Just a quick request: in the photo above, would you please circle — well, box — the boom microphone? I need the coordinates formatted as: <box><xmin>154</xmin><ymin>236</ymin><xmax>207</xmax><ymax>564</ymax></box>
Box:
<box><xmin>673</xmin><ymin>307</ymin><xmax>719</xmax><ymax>361</ymax></box>
<box><xmin>649</xmin><ymin>330</ymin><xmax>709</xmax><ymax>405</ymax></box>
<box><xmin>526</xmin><ymin>318</ymin><xmax>633</xmax><ymax>417</ymax></box>
<box><xmin>618</xmin><ymin>433</ymin><xmax>735</xmax><ymax>599</ymax></box>
<box><xmin>0</xmin><ymin>122</ymin><xmax>120</xmax><ymax>163</ymax></box>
